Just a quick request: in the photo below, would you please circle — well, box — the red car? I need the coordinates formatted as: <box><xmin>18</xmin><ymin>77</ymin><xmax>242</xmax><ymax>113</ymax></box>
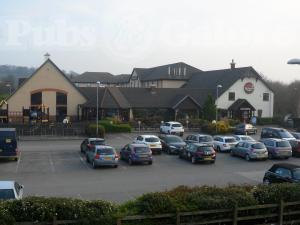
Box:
<box><xmin>289</xmin><ymin>139</ymin><xmax>300</xmax><ymax>157</ymax></box>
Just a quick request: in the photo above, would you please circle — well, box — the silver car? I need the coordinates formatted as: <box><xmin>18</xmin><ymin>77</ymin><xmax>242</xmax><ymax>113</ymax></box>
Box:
<box><xmin>86</xmin><ymin>145</ymin><xmax>119</xmax><ymax>169</ymax></box>
<box><xmin>261</xmin><ymin>138</ymin><xmax>292</xmax><ymax>159</ymax></box>
<box><xmin>231</xmin><ymin>141</ymin><xmax>268</xmax><ymax>161</ymax></box>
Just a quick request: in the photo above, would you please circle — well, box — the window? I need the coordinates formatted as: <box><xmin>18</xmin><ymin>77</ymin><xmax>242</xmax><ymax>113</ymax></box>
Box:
<box><xmin>275</xmin><ymin>168</ymin><xmax>292</xmax><ymax>178</ymax></box>
<box><xmin>263</xmin><ymin>93</ymin><xmax>270</xmax><ymax>101</ymax></box>
<box><xmin>31</xmin><ymin>92</ymin><xmax>42</xmax><ymax>105</ymax></box>
<box><xmin>56</xmin><ymin>92</ymin><xmax>67</xmax><ymax>105</ymax></box>
<box><xmin>228</xmin><ymin>92</ymin><xmax>235</xmax><ymax>101</ymax></box>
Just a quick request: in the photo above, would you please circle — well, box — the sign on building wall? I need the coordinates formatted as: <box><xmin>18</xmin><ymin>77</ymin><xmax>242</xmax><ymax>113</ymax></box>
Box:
<box><xmin>244</xmin><ymin>82</ymin><xmax>254</xmax><ymax>94</ymax></box>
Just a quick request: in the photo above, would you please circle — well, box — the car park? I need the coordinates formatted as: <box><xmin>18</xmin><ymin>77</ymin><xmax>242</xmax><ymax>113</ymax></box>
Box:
<box><xmin>260</xmin><ymin>138</ymin><xmax>292</xmax><ymax>159</ymax></box>
<box><xmin>120</xmin><ymin>143</ymin><xmax>153</xmax><ymax>165</ymax></box>
<box><xmin>231</xmin><ymin>141</ymin><xmax>268</xmax><ymax>161</ymax></box>
<box><xmin>80</xmin><ymin>138</ymin><xmax>105</xmax><ymax>154</ymax></box>
<box><xmin>160</xmin><ymin>121</ymin><xmax>184</xmax><ymax>136</ymax></box>
<box><xmin>86</xmin><ymin>145</ymin><xmax>119</xmax><ymax>169</ymax></box>
<box><xmin>179</xmin><ymin>142</ymin><xmax>216</xmax><ymax>164</ymax></box>
<box><xmin>233</xmin><ymin>135</ymin><xmax>256</xmax><ymax>142</ymax></box>
<box><xmin>159</xmin><ymin>135</ymin><xmax>186</xmax><ymax>154</ymax></box>
<box><xmin>263</xmin><ymin>163</ymin><xmax>300</xmax><ymax>184</ymax></box>
<box><xmin>234</xmin><ymin>123</ymin><xmax>257</xmax><ymax>135</ymax></box>
<box><xmin>133</xmin><ymin>135</ymin><xmax>162</xmax><ymax>154</ymax></box>
<box><xmin>185</xmin><ymin>134</ymin><xmax>214</xmax><ymax>146</ymax></box>
<box><xmin>261</xmin><ymin>127</ymin><xmax>295</xmax><ymax>141</ymax></box>
<box><xmin>213</xmin><ymin>136</ymin><xmax>238</xmax><ymax>152</ymax></box>
<box><xmin>291</xmin><ymin>132</ymin><xmax>300</xmax><ymax>140</ymax></box>
<box><xmin>0</xmin><ymin>181</ymin><xmax>23</xmax><ymax>200</ymax></box>
<box><xmin>0</xmin><ymin>128</ymin><xmax>19</xmax><ymax>161</ymax></box>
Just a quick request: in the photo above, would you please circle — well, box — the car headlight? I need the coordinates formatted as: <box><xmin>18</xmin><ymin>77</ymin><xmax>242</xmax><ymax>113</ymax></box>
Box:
<box><xmin>170</xmin><ymin>145</ymin><xmax>177</xmax><ymax>149</ymax></box>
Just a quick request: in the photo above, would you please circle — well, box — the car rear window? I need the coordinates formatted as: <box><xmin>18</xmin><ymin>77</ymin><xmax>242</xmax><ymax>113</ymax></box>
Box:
<box><xmin>97</xmin><ymin>148</ymin><xmax>115</xmax><ymax>155</ymax></box>
<box><xmin>145</xmin><ymin>137</ymin><xmax>160</xmax><ymax>142</ymax></box>
<box><xmin>91</xmin><ymin>140</ymin><xmax>105</xmax><ymax>145</ymax></box>
<box><xmin>172</xmin><ymin>124</ymin><xmax>182</xmax><ymax>128</ymax></box>
<box><xmin>197</xmin><ymin>146</ymin><xmax>213</xmax><ymax>152</ymax></box>
<box><xmin>134</xmin><ymin>147</ymin><xmax>150</xmax><ymax>153</ymax></box>
<box><xmin>293</xmin><ymin>169</ymin><xmax>300</xmax><ymax>180</ymax></box>
<box><xmin>251</xmin><ymin>143</ymin><xmax>265</xmax><ymax>149</ymax></box>
<box><xmin>0</xmin><ymin>189</ymin><xmax>15</xmax><ymax>200</ymax></box>
<box><xmin>225</xmin><ymin>138</ymin><xmax>236</xmax><ymax>143</ymax></box>
<box><xmin>199</xmin><ymin>136</ymin><xmax>213</xmax><ymax>142</ymax></box>
<box><xmin>166</xmin><ymin>136</ymin><xmax>183</xmax><ymax>143</ymax></box>
<box><xmin>241</xmin><ymin>136</ymin><xmax>255</xmax><ymax>141</ymax></box>
<box><xmin>276</xmin><ymin>141</ymin><xmax>290</xmax><ymax>148</ymax></box>
<box><xmin>278</xmin><ymin>130</ymin><xmax>294</xmax><ymax>139</ymax></box>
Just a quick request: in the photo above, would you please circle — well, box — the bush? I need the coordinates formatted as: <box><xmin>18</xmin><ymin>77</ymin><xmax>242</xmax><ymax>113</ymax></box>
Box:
<box><xmin>201</xmin><ymin>120</ymin><xmax>231</xmax><ymax>134</ymax></box>
<box><xmin>85</xmin><ymin>124</ymin><xmax>105</xmax><ymax>137</ymax></box>
<box><xmin>99</xmin><ymin>120</ymin><xmax>132</xmax><ymax>133</ymax></box>
<box><xmin>257</xmin><ymin>117</ymin><xmax>273</xmax><ymax>125</ymax></box>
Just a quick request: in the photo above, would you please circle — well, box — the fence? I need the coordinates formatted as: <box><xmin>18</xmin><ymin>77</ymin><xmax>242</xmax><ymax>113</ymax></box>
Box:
<box><xmin>12</xmin><ymin>200</ymin><xmax>300</xmax><ymax>225</ymax></box>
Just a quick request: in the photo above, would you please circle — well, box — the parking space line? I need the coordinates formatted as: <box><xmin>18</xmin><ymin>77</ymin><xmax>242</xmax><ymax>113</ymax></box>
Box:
<box><xmin>78</xmin><ymin>153</ymin><xmax>90</xmax><ymax>169</ymax></box>
<box><xmin>15</xmin><ymin>151</ymin><xmax>22</xmax><ymax>173</ymax></box>
<box><xmin>49</xmin><ymin>154</ymin><xmax>55</xmax><ymax>173</ymax></box>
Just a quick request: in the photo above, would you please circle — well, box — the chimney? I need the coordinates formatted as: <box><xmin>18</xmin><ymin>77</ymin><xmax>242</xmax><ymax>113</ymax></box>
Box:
<box><xmin>44</xmin><ymin>52</ymin><xmax>50</xmax><ymax>61</ymax></box>
<box><xmin>230</xmin><ymin>59</ymin><xmax>236</xmax><ymax>69</ymax></box>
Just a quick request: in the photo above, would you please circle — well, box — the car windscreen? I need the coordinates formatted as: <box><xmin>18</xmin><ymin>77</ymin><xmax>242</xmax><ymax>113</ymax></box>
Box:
<box><xmin>145</xmin><ymin>137</ymin><xmax>160</xmax><ymax>142</ymax></box>
<box><xmin>199</xmin><ymin>136</ymin><xmax>213</xmax><ymax>142</ymax></box>
<box><xmin>279</xmin><ymin>131</ymin><xmax>294</xmax><ymax>139</ymax></box>
<box><xmin>171</xmin><ymin>124</ymin><xmax>182</xmax><ymax>128</ymax></box>
<box><xmin>134</xmin><ymin>147</ymin><xmax>150</xmax><ymax>153</ymax></box>
<box><xmin>91</xmin><ymin>140</ymin><xmax>105</xmax><ymax>145</ymax></box>
<box><xmin>97</xmin><ymin>148</ymin><xmax>115</xmax><ymax>155</ymax></box>
<box><xmin>0</xmin><ymin>189</ymin><xmax>15</xmax><ymax>200</ymax></box>
<box><xmin>251</xmin><ymin>143</ymin><xmax>265</xmax><ymax>149</ymax></box>
<box><xmin>197</xmin><ymin>146</ymin><xmax>213</xmax><ymax>152</ymax></box>
<box><xmin>225</xmin><ymin>138</ymin><xmax>236</xmax><ymax>143</ymax></box>
<box><xmin>293</xmin><ymin>169</ymin><xmax>300</xmax><ymax>180</ymax></box>
<box><xmin>276</xmin><ymin>141</ymin><xmax>290</xmax><ymax>148</ymax></box>
<box><xmin>166</xmin><ymin>136</ymin><xmax>183</xmax><ymax>143</ymax></box>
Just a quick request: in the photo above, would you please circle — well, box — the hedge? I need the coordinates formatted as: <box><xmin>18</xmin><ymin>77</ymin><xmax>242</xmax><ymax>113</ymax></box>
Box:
<box><xmin>0</xmin><ymin>184</ymin><xmax>300</xmax><ymax>224</ymax></box>
<box><xmin>85</xmin><ymin>124</ymin><xmax>105</xmax><ymax>138</ymax></box>
<box><xmin>99</xmin><ymin>120</ymin><xmax>132</xmax><ymax>133</ymax></box>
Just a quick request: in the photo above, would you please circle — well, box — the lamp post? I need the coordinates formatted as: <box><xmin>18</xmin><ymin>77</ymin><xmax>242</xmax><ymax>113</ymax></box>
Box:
<box><xmin>96</xmin><ymin>81</ymin><xmax>101</xmax><ymax>137</ymax></box>
<box><xmin>216</xmin><ymin>84</ymin><xmax>222</xmax><ymax>133</ymax></box>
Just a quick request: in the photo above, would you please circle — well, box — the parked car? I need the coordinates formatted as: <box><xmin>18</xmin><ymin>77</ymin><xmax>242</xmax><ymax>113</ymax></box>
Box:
<box><xmin>288</xmin><ymin>139</ymin><xmax>300</xmax><ymax>157</ymax></box>
<box><xmin>213</xmin><ymin>136</ymin><xmax>238</xmax><ymax>152</ymax></box>
<box><xmin>0</xmin><ymin>181</ymin><xmax>23</xmax><ymax>200</ymax></box>
<box><xmin>179</xmin><ymin>143</ymin><xmax>216</xmax><ymax>164</ymax></box>
<box><xmin>234</xmin><ymin>123</ymin><xmax>257</xmax><ymax>135</ymax></box>
<box><xmin>291</xmin><ymin>132</ymin><xmax>300</xmax><ymax>140</ymax></box>
<box><xmin>260</xmin><ymin>138</ymin><xmax>292</xmax><ymax>159</ymax></box>
<box><xmin>86</xmin><ymin>145</ymin><xmax>119</xmax><ymax>169</ymax></box>
<box><xmin>80</xmin><ymin>138</ymin><xmax>105</xmax><ymax>154</ymax></box>
<box><xmin>133</xmin><ymin>135</ymin><xmax>162</xmax><ymax>154</ymax></box>
<box><xmin>231</xmin><ymin>141</ymin><xmax>268</xmax><ymax>161</ymax></box>
<box><xmin>159</xmin><ymin>135</ymin><xmax>186</xmax><ymax>154</ymax></box>
<box><xmin>120</xmin><ymin>143</ymin><xmax>153</xmax><ymax>165</ymax></box>
<box><xmin>185</xmin><ymin>134</ymin><xmax>214</xmax><ymax>146</ymax></box>
<box><xmin>261</xmin><ymin>127</ymin><xmax>295</xmax><ymax>141</ymax></box>
<box><xmin>0</xmin><ymin>128</ymin><xmax>19</xmax><ymax>161</ymax></box>
<box><xmin>263</xmin><ymin>163</ymin><xmax>300</xmax><ymax>184</ymax></box>
<box><xmin>233</xmin><ymin>135</ymin><xmax>256</xmax><ymax>142</ymax></box>
<box><xmin>160</xmin><ymin>122</ymin><xmax>184</xmax><ymax>136</ymax></box>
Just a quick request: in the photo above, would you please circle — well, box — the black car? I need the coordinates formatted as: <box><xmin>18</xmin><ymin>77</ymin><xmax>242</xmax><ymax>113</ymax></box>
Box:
<box><xmin>0</xmin><ymin>128</ymin><xmax>19</xmax><ymax>161</ymax></box>
<box><xmin>179</xmin><ymin>143</ymin><xmax>216</xmax><ymax>164</ymax></box>
<box><xmin>234</xmin><ymin>123</ymin><xmax>257</xmax><ymax>135</ymax></box>
<box><xmin>185</xmin><ymin>134</ymin><xmax>214</xmax><ymax>146</ymax></box>
<box><xmin>160</xmin><ymin>135</ymin><xmax>186</xmax><ymax>154</ymax></box>
<box><xmin>80</xmin><ymin>138</ymin><xmax>105</xmax><ymax>154</ymax></box>
<box><xmin>263</xmin><ymin>163</ymin><xmax>300</xmax><ymax>184</ymax></box>
<box><xmin>291</xmin><ymin>132</ymin><xmax>300</xmax><ymax>140</ymax></box>
<box><xmin>261</xmin><ymin>127</ymin><xmax>295</xmax><ymax>140</ymax></box>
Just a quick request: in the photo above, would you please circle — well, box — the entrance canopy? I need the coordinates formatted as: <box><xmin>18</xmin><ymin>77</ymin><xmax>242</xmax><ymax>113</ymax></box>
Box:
<box><xmin>228</xmin><ymin>99</ymin><xmax>255</xmax><ymax>111</ymax></box>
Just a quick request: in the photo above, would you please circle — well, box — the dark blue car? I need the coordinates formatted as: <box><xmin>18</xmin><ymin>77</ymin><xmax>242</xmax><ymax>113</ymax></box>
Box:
<box><xmin>120</xmin><ymin>143</ymin><xmax>153</xmax><ymax>165</ymax></box>
<box><xmin>0</xmin><ymin>128</ymin><xmax>19</xmax><ymax>161</ymax></box>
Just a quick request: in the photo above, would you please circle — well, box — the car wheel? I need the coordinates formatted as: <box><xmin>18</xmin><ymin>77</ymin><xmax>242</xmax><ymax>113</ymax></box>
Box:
<box><xmin>14</xmin><ymin>157</ymin><xmax>18</xmax><ymax>161</ymax></box>
<box><xmin>180</xmin><ymin>132</ymin><xmax>183</xmax><ymax>137</ymax></box>
<box><xmin>128</xmin><ymin>158</ymin><xmax>133</xmax><ymax>166</ymax></box>
<box><xmin>268</xmin><ymin>153</ymin><xmax>273</xmax><ymax>160</ymax></box>
<box><xmin>217</xmin><ymin>146</ymin><xmax>221</xmax><ymax>152</ymax></box>
<box><xmin>114</xmin><ymin>165</ymin><xmax>118</xmax><ymax>168</ymax></box>
<box><xmin>168</xmin><ymin>130</ymin><xmax>170</xmax><ymax>134</ymax></box>
<box><xmin>86</xmin><ymin>156</ymin><xmax>89</xmax><ymax>163</ymax></box>
<box><xmin>92</xmin><ymin>160</ymin><xmax>97</xmax><ymax>169</ymax></box>
<box><xmin>263</xmin><ymin>178</ymin><xmax>270</xmax><ymax>185</ymax></box>
<box><xmin>178</xmin><ymin>153</ymin><xmax>182</xmax><ymax>159</ymax></box>
<box><xmin>191</xmin><ymin>156</ymin><xmax>196</xmax><ymax>164</ymax></box>
<box><xmin>167</xmin><ymin>148</ymin><xmax>171</xmax><ymax>155</ymax></box>
<box><xmin>230</xmin><ymin>150</ymin><xmax>235</xmax><ymax>156</ymax></box>
<box><xmin>210</xmin><ymin>160</ymin><xmax>215</xmax><ymax>164</ymax></box>
<box><xmin>148</xmin><ymin>161</ymin><xmax>152</xmax><ymax>165</ymax></box>
<box><xmin>245</xmin><ymin>154</ymin><xmax>251</xmax><ymax>161</ymax></box>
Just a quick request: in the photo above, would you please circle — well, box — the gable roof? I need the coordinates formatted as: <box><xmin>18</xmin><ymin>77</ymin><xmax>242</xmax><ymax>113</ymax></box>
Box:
<box><xmin>183</xmin><ymin>67</ymin><xmax>273</xmax><ymax>97</ymax></box>
<box><xmin>72</xmin><ymin>72</ymin><xmax>114</xmax><ymax>83</ymax></box>
<box><xmin>228</xmin><ymin>99</ymin><xmax>256</xmax><ymax>111</ymax></box>
<box><xmin>131</xmin><ymin>62</ymin><xmax>202</xmax><ymax>82</ymax></box>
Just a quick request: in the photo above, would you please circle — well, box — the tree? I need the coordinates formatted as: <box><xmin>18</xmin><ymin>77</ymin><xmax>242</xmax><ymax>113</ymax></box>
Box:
<box><xmin>202</xmin><ymin>94</ymin><xmax>216</xmax><ymax>121</ymax></box>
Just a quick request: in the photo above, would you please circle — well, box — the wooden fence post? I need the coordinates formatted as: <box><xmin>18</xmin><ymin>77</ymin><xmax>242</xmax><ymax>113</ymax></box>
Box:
<box><xmin>117</xmin><ymin>218</ymin><xmax>122</xmax><ymax>225</ymax></box>
<box><xmin>233</xmin><ymin>204</ymin><xmax>238</xmax><ymax>225</ymax></box>
<box><xmin>53</xmin><ymin>216</ymin><xmax>57</xmax><ymax>225</ymax></box>
<box><xmin>176</xmin><ymin>210</ymin><xmax>180</xmax><ymax>225</ymax></box>
<box><xmin>278</xmin><ymin>199</ymin><xmax>284</xmax><ymax>225</ymax></box>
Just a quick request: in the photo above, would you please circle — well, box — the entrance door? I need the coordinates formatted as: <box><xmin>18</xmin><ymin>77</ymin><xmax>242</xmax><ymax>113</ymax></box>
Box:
<box><xmin>56</xmin><ymin>107</ymin><xmax>67</xmax><ymax>122</ymax></box>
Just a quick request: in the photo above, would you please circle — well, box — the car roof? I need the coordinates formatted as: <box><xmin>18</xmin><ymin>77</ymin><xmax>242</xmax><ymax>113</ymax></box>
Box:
<box><xmin>194</xmin><ymin>134</ymin><xmax>212</xmax><ymax>137</ymax></box>
<box><xmin>263</xmin><ymin>127</ymin><xmax>287</xmax><ymax>131</ymax></box>
<box><xmin>138</xmin><ymin>135</ymin><xmax>159</xmax><ymax>138</ymax></box>
<box><xmin>130</xmin><ymin>143</ymin><xmax>149</xmax><ymax>147</ymax></box>
<box><xmin>271</xmin><ymin>163</ymin><xmax>300</xmax><ymax>170</ymax></box>
<box><xmin>0</xmin><ymin>181</ymin><xmax>15</xmax><ymax>189</ymax></box>
<box><xmin>166</xmin><ymin>121</ymin><xmax>181</xmax><ymax>124</ymax></box>
<box><xmin>0</xmin><ymin>128</ymin><xmax>16</xmax><ymax>132</ymax></box>
<box><xmin>190</xmin><ymin>143</ymin><xmax>213</xmax><ymax>147</ymax></box>
<box><xmin>88</xmin><ymin>138</ymin><xmax>105</xmax><ymax>141</ymax></box>
<box><xmin>162</xmin><ymin>134</ymin><xmax>182</xmax><ymax>138</ymax></box>
<box><xmin>263</xmin><ymin>138</ymin><xmax>287</xmax><ymax>142</ymax></box>
<box><xmin>95</xmin><ymin>145</ymin><xmax>114</xmax><ymax>149</ymax></box>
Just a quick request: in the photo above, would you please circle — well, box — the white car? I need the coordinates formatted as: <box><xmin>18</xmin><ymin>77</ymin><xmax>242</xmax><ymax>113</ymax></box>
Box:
<box><xmin>0</xmin><ymin>181</ymin><xmax>23</xmax><ymax>200</ymax></box>
<box><xmin>133</xmin><ymin>135</ymin><xmax>162</xmax><ymax>154</ymax></box>
<box><xmin>213</xmin><ymin>136</ymin><xmax>238</xmax><ymax>152</ymax></box>
<box><xmin>233</xmin><ymin>135</ymin><xmax>256</xmax><ymax>142</ymax></box>
<box><xmin>160</xmin><ymin>122</ymin><xmax>184</xmax><ymax>136</ymax></box>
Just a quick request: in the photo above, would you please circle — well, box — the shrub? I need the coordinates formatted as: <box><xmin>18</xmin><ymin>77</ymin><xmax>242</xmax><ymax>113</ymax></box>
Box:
<box><xmin>99</xmin><ymin>120</ymin><xmax>132</xmax><ymax>133</ymax></box>
<box><xmin>257</xmin><ymin>117</ymin><xmax>273</xmax><ymax>125</ymax></box>
<box><xmin>201</xmin><ymin>120</ymin><xmax>231</xmax><ymax>134</ymax></box>
<box><xmin>85</xmin><ymin>124</ymin><xmax>105</xmax><ymax>138</ymax></box>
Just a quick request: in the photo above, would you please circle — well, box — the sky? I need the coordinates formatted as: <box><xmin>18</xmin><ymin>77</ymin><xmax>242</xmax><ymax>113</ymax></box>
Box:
<box><xmin>0</xmin><ymin>0</ymin><xmax>300</xmax><ymax>82</ymax></box>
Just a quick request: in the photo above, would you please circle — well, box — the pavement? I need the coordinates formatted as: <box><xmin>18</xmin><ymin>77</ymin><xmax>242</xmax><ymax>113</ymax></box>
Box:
<box><xmin>0</xmin><ymin>129</ymin><xmax>299</xmax><ymax>203</ymax></box>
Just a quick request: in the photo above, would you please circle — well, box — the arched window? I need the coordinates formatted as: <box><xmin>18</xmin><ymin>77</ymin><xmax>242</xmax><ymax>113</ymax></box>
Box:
<box><xmin>31</xmin><ymin>92</ymin><xmax>42</xmax><ymax>105</ymax></box>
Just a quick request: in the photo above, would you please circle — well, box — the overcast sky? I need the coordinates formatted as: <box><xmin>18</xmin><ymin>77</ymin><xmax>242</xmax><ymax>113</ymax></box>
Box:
<box><xmin>0</xmin><ymin>0</ymin><xmax>300</xmax><ymax>82</ymax></box>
